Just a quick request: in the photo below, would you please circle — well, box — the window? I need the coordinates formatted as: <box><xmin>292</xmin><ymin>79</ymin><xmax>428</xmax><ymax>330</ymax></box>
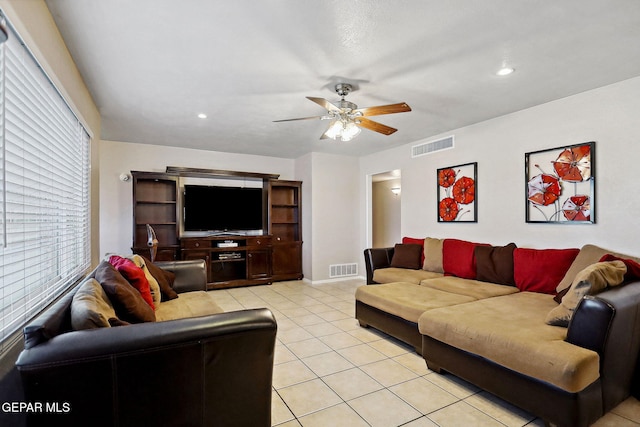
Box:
<box><xmin>0</xmin><ymin>15</ymin><xmax>91</xmax><ymax>351</ymax></box>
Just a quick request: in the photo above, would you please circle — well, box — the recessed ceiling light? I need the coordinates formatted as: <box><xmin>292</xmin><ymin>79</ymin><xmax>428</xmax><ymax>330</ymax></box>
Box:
<box><xmin>197</xmin><ymin>113</ymin><xmax>207</xmax><ymax>119</ymax></box>
<box><xmin>496</xmin><ymin>67</ymin><xmax>515</xmax><ymax>76</ymax></box>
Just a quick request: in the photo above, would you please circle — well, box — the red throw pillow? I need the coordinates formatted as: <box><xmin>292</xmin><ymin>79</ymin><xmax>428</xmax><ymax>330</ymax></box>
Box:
<box><xmin>402</xmin><ymin>237</ymin><xmax>425</xmax><ymax>265</ymax></box>
<box><xmin>109</xmin><ymin>255</ymin><xmax>155</xmax><ymax>309</ymax></box>
<box><xmin>599</xmin><ymin>254</ymin><xmax>640</xmax><ymax>282</ymax></box>
<box><xmin>442</xmin><ymin>239</ymin><xmax>489</xmax><ymax>279</ymax></box>
<box><xmin>513</xmin><ymin>248</ymin><xmax>580</xmax><ymax>294</ymax></box>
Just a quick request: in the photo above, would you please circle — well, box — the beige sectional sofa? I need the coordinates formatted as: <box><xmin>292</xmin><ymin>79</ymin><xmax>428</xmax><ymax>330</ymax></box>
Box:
<box><xmin>359</xmin><ymin>238</ymin><xmax>640</xmax><ymax>427</ymax></box>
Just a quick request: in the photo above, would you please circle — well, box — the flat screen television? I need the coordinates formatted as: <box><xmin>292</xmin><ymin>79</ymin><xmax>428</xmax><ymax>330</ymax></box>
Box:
<box><xmin>183</xmin><ymin>185</ymin><xmax>263</xmax><ymax>233</ymax></box>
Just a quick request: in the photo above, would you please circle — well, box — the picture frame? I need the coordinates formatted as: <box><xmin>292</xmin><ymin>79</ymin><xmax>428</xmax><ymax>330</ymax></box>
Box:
<box><xmin>525</xmin><ymin>141</ymin><xmax>595</xmax><ymax>223</ymax></box>
<box><xmin>437</xmin><ymin>162</ymin><xmax>477</xmax><ymax>222</ymax></box>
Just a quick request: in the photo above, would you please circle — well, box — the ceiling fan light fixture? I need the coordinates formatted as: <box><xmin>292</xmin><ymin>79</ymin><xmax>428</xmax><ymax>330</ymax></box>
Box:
<box><xmin>496</xmin><ymin>66</ymin><xmax>515</xmax><ymax>76</ymax></box>
<box><xmin>340</xmin><ymin>121</ymin><xmax>361</xmax><ymax>141</ymax></box>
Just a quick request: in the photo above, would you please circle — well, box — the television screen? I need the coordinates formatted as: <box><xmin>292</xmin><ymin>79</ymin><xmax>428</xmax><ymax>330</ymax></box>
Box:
<box><xmin>183</xmin><ymin>185</ymin><xmax>263</xmax><ymax>232</ymax></box>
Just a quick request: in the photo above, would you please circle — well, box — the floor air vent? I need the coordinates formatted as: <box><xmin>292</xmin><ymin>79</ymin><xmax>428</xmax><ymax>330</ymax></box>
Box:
<box><xmin>330</xmin><ymin>263</ymin><xmax>358</xmax><ymax>278</ymax></box>
<box><xmin>412</xmin><ymin>135</ymin><xmax>454</xmax><ymax>158</ymax></box>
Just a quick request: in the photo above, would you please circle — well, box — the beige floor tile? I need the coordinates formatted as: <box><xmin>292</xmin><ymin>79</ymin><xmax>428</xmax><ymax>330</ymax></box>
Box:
<box><xmin>291</xmin><ymin>313</ymin><xmax>325</xmax><ymax>327</ymax></box>
<box><xmin>286</xmin><ymin>338</ymin><xmax>332</xmax><ymax>359</ymax></box>
<box><xmin>611</xmin><ymin>397</ymin><xmax>640</xmax><ymax>423</ymax></box>
<box><xmin>348</xmin><ymin>389</ymin><xmax>422</xmax><ymax>427</ymax></box>
<box><xmin>304</xmin><ymin>303</ymin><xmax>334</xmax><ymax>314</ymax></box>
<box><xmin>424</xmin><ymin>371</ymin><xmax>481</xmax><ymax>399</ymax></box>
<box><xmin>337</xmin><ymin>343</ymin><xmax>387</xmax><ymax>366</ymax></box>
<box><xmin>301</xmin><ymin>351</ymin><xmax>354</xmax><ymax>377</ymax></box>
<box><xmin>402</xmin><ymin>416</ymin><xmax>441</xmax><ymax>427</ymax></box>
<box><xmin>274</xmin><ymin>343</ymin><xmax>298</xmax><ymax>365</ymax></box>
<box><xmin>316</xmin><ymin>309</ymin><xmax>351</xmax><ymax>322</ymax></box>
<box><xmin>359</xmin><ymin>358</ymin><xmax>419</xmax><ymax>387</ymax></box>
<box><xmin>428</xmin><ymin>401</ymin><xmax>505</xmax><ymax>427</ymax></box>
<box><xmin>331</xmin><ymin>317</ymin><xmax>361</xmax><ymax>332</ymax></box>
<box><xmin>278</xmin><ymin>326</ymin><xmax>314</xmax><ymax>344</ymax></box>
<box><xmin>302</xmin><ymin>321</ymin><xmax>343</xmax><ymax>337</ymax></box>
<box><xmin>464</xmin><ymin>391</ymin><xmax>535</xmax><ymax>427</ymax></box>
<box><xmin>322</xmin><ymin>368</ymin><xmax>384</xmax><ymax>401</ymax></box>
<box><xmin>367</xmin><ymin>338</ymin><xmax>411</xmax><ymax>357</ymax></box>
<box><xmin>390</xmin><ymin>377</ymin><xmax>459</xmax><ymax>414</ymax></box>
<box><xmin>272</xmin><ymin>360</ymin><xmax>317</xmax><ymax>389</ymax></box>
<box><xmin>273</xmin><ymin>419</ymin><xmax>301</xmax><ymax>427</ymax></box>
<box><xmin>297</xmin><ymin>403</ymin><xmax>369</xmax><ymax>427</ymax></box>
<box><xmin>319</xmin><ymin>331</ymin><xmax>363</xmax><ymax>350</ymax></box>
<box><xmin>348</xmin><ymin>325</ymin><xmax>388</xmax><ymax>342</ymax></box>
<box><xmin>592</xmin><ymin>412</ymin><xmax>640</xmax><ymax>427</ymax></box>
<box><xmin>279</xmin><ymin>307</ymin><xmax>312</xmax><ymax>318</ymax></box>
<box><xmin>392</xmin><ymin>352</ymin><xmax>431</xmax><ymax>376</ymax></box>
<box><xmin>271</xmin><ymin>390</ymin><xmax>295</xmax><ymax>425</ymax></box>
<box><xmin>277</xmin><ymin>378</ymin><xmax>342</xmax><ymax>417</ymax></box>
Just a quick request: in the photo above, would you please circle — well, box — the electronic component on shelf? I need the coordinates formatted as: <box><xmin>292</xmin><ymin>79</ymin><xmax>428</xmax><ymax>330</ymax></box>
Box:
<box><xmin>217</xmin><ymin>240</ymin><xmax>239</xmax><ymax>248</ymax></box>
<box><xmin>218</xmin><ymin>252</ymin><xmax>242</xmax><ymax>260</ymax></box>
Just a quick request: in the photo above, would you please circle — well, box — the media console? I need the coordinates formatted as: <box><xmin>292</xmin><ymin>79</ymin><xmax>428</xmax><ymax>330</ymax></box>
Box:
<box><xmin>181</xmin><ymin>235</ymin><xmax>272</xmax><ymax>289</ymax></box>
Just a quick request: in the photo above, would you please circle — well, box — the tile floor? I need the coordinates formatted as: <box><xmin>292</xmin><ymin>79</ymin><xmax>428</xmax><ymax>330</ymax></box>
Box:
<box><xmin>211</xmin><ymin>278</ymin><xmax>640</xmax><ymax>427</ymax></box>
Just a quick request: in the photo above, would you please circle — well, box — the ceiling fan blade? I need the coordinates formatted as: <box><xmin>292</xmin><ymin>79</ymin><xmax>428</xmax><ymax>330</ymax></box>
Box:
<box><xmin>273</xmin><ymin>115</ymin><xmax>325</xmax><ymax>122</ymax></box>
<box><xmin>354</xmin><ymin>102</ymin><xmax>411</xmax><ymax>117</ymax></box>
<box><xmin>356</xmin><ymin>117</ymin><xmax>398</xmax><ymax>135</ymax></box>
<box><xmin>306</xmin><ymin>96</ymin><xmax>342</xmax><ymax>113</ymax></box>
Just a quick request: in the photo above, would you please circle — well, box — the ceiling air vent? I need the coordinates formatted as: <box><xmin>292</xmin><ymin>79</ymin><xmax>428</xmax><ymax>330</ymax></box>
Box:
<box><xmin>411</xmin><ymin>135</ymin><xmax>454</xmax><ymax>158</ymax></box>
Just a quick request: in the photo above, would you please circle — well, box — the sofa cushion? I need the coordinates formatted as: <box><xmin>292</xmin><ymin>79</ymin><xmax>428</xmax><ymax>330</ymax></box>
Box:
<box><xmin>402</xmin><ymin>236</ymin><xmax>425</xmax><ymax>265</ymax></box>
<box><xmin>556</xmin><ymin>244</ymin><xmax>640</xmax><ymax>293</ymax></box>
<box><xmin>71</xmin><ymin>278</ymin><xmax>117</xmax><ymax>330</ymax></box>
<box><xmin>390</xmin><ymin>243</ymin><xmax>423</xmax><ymax>269</ymax></box>
<box><xmin>546</xmin><ymin>261</ymin><xmax>627</xmax><ymax>327</ymax></box>
<box><xmin>95</xmin><ymin>261</ymin><xmax>156</xmax><ymax>323</ymax></box>
<box><xmin>420</xmin><ymin>276</ymin><xmax>519</xmax><ymax>300</ymax></box>
<box><xmin>443</xmin><ymin>239</ymin><xmax>489</xmax><ymax>279</ymax></box>
<box><xmin>142</xmin><ymin>256</ymin><xmax>179</xmax><ymax>301</ymax></box>
<box><xmin>355</xmin><ymin>282</ymin><xmax>475</xmax><ymax>323</ymax></box>
<box><xmin>599</xmin><ymin>254</ymin><xmax>640</xmax><ymax>283</ymax></box>
<box><xmin>419</xmin><ymin>292</ymin><xmax>600</xmax><ymax>393</ymax></box>
<box><xmin>127</xmin><ymin>255</ymin><xmax>162</xmax><ymax>308</ymax></box>
<box><xmin>475</xmin><ymin>243</ymin><xmax>517</xmax><ymax>286</ymax></box>
<box><xmin>109</xmin><ymin>255</ymin><xmax>155</xmax><ymax>309</ymax></box>
<box><xmin>513</xmin><ymin>248</ymin><xmax>580</xmax><ymax>294</ymax></box>
<box><xmin>423</xmin><ymin>237</ymin><xmax>444</xmax><ymax>273</ymax></box>
<box><xmin>155</xmin><ymin>291</ymin><xmax>224</xmax><ymax>321</ymax></box>
<box><xmin>373</xmin><ymin>267</ymin><xmax>443</xmax><ymax>285</ymax></box>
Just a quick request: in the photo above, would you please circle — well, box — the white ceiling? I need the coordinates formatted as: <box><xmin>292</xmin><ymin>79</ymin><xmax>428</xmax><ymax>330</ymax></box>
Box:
<box><xmin>45</xmin><ymin>0</ymin><xmax>640</xmax><ymax>159</ymax></box>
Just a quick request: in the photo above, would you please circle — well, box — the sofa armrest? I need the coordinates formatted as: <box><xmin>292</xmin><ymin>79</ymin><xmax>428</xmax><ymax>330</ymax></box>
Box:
<box><xmin>567</xmin><ymin>282</ymin><xmax>640</xmax><ymax>412</ymax></box>
<box><xmin>155</xmin><ymin>259</ymin><xmax>208</xmax><ymax>293</ymax></box>
<box><xmin>17</xmin><ymin>308</ymin><xmax>277</xmax><ymax>426</ymax></box>
<box><xmin>364</xmin><ymin>247</ymin><xmax>394</xmax><ymax>284</ymax></box>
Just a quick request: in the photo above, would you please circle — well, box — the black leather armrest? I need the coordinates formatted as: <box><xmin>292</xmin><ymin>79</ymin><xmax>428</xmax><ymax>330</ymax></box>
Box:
<box><xmin>567</xmin><ymin>282</ymin><xmax>640</xmax><ymax>411</ymax></box>
<box><xmin>155</xmin><ymin>259</ymin><xmax>207</xmax><ymax>293</ymax></box>
<box><xmin>364</xmin><ymin>247</ymin><xmax>394</xmax><ymax>284</ymax></box>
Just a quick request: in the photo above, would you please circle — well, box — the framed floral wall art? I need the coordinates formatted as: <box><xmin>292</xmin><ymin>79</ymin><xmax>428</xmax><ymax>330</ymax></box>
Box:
<box><xmin>525</xmin><ymin>141</ymin><xmax>595</xmax><ymax>223</ymax></box>
<box><xmin>437</xmin><ymin>162</ymin><xmax>477</xmax><ymax>222</ymax></box>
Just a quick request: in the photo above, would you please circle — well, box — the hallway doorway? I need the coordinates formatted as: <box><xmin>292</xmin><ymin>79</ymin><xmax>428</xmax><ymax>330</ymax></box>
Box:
<box><xmin>371</xmin><ymin>170</ymin><xmax>401</xmax><ymax>248</ymax></box>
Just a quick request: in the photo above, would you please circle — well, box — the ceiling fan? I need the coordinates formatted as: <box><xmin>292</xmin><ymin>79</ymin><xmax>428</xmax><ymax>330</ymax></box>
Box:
<box><xmin>274</xmin><ymin>83</ymin><xmax>411</xmax><ymax>141</ymax></box>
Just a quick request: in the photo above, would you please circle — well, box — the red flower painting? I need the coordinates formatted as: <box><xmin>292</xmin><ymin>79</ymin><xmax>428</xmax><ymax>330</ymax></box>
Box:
<box><xmin>437</xmin><ymin>163</ymin><xmax>477</xmax><ymax>222</ymax></box>
<box><xmin>525</xmin><ymin>142</ymin><xmax>595</xmax><ymax>223</ymax></box>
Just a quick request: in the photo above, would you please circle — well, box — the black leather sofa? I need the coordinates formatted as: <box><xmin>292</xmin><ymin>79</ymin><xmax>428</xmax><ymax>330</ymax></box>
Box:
<box><xmin>16</xmin><ymin>260</ymin><xmax>277</xmax><ymax>427</ymax></box>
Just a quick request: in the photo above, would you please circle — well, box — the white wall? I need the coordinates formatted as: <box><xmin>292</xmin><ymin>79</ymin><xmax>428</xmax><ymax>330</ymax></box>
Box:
<box><xmin>99</xmin><ymin>140</ymin><xmax>295</xmax><ymax>257</ymax></box>
<box><xmin>295</xmin><ymin>152</ymin><xmax>360</xmax><ymax>282</ymax></box>
<box><xmin>360</xmin><ymin>76</ymin><xmax>640</xmax><ymax>261</ymax></box>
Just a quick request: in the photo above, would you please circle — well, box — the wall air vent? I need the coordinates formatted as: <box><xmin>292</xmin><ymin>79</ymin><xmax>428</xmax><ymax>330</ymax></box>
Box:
<box><xmin>329</xmin><ymin>263</ymin><xmax>358</xmax><ymax>278</ymax></box>
<box><xmin>411</xmin><ymin>135</ymin><xmax>454</xmax><ymax>158</ymax></box>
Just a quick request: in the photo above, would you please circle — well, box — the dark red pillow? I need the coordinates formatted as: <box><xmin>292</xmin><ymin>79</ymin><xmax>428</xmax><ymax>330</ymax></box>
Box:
<box><xmin>390</xmin><ymin>244</ymin><xmax>423</xmax><ymax>269</ymax></box>
<box><xmin>513</xmin><ymin>248</ymin><xmax>580</xmax><ymax>294</ymax></box>
<box><xmin>109</xmin><ymin>255</ymin><xmax>155</xmax><ymax>309</ymax></box>
<box><xmin>475</xmin><ymin>243</ymin><xmax>517</xmax><ymax>286</ymax></box>
<box><xmin>599</xmin><ymin>254</ymin><xmax>640</xmax><ymax>282</ymax></box>
<box><xmin>442</xmin><ymin>239</ymin><xmax>489</xmax><ymax>279</ymax></box>
<box><xmin>402</xmin><ymin>237</ymin><xmax>425</xmax><ymax>265</ymax></box>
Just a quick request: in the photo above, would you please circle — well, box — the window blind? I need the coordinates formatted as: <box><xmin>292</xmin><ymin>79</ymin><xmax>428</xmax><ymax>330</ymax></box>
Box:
<box><xmin>0</xmin><ymin>16</ymin><xmax>90</xmax><ymax>351</ymax></box>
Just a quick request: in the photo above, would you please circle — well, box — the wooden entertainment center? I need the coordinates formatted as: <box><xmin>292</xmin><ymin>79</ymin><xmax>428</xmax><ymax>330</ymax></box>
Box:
<box><xmin>131</xmin><ymin>167</ymin><xmax>302</xmax><ymax>289</ymax></box>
